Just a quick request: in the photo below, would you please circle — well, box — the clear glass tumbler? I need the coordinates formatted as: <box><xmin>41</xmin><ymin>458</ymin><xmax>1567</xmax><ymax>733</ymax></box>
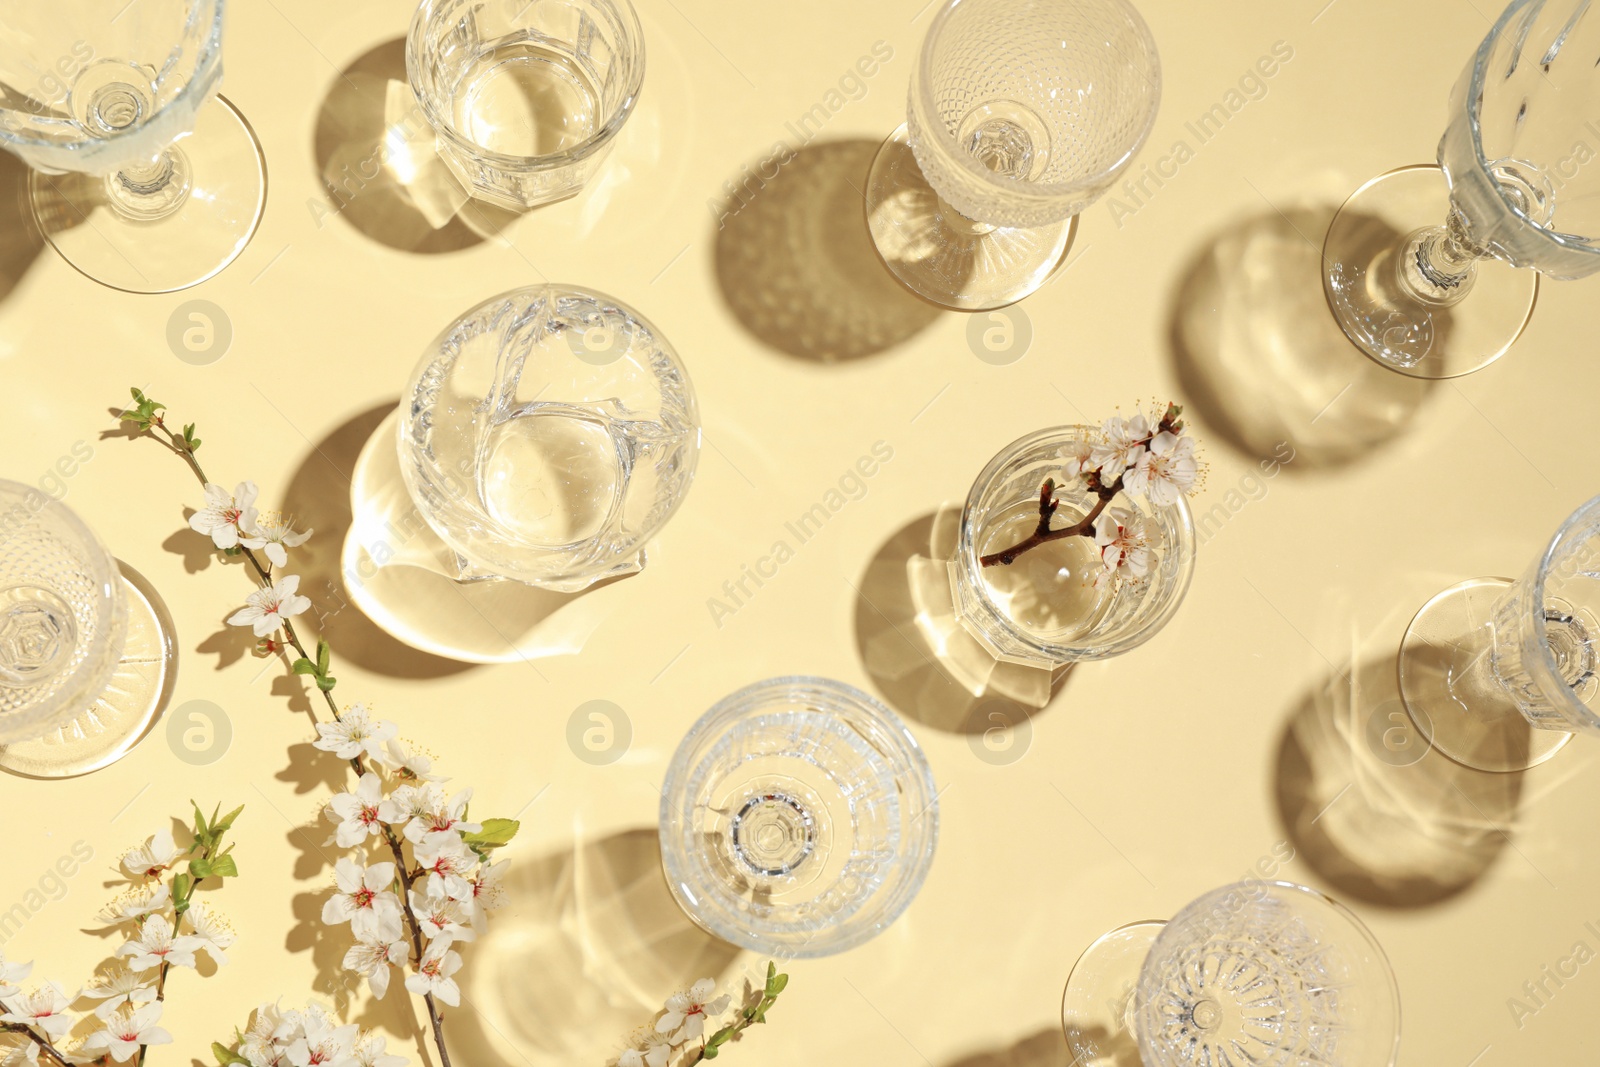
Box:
<box><xmin>398</xmin><ymin>284</ymin><xmax>699</xmax><ymax>593</ymax></box>
<box><xmin>1396</xmin><ymin>493</ymin><xmax>1600</xmax><ymax>773</ymax></box>
<box><xmin>1062</xmin><ymin>882</ymin><xmax>1401</xmax><ymax>1067</ymax></box>
<box><xmin>1323</xmin><ymin>0</ymin><xmax>1600</xmax><ymax>378</ymax></box>
<box><xmin>951</xmin><ymin>427</ymin><xmax>1194</xmax><ymax>667</ymax></box>
<box><xmin>0</xmin><ymin>480</ymin><xmax>175</xmax><ymax>777</ymax></box>
<box><xmin>407</xmin><ymin>0</ymin><xmax>645</xmax><ymax>210</ymax></box>
<box><xmin>865</xmin><ymin>0</ymin><xmax>1160</xmax><ymax>310</ymax></box>
<box><xmin>658</xmin><ymin>677</ymin><xmax>940</xmax><ymax>958</ymax></box>
<box><xmin>0</xmin><ymin>0</ymin><xmax>266</xmax><ymax>293</ymax></box>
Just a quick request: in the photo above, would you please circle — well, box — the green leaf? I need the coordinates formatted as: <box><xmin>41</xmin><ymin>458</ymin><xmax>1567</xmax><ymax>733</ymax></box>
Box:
<box><xmin>172</xmin><ymin>872</ymin><xmax>193</xmax><ymax>910</ymax></box>
<box><xmin>461</xmin><ymin>818</ymin><xmax>520</xmax><ymax>857</ymax></box>
<box><xmin>209</xmin><ymin>855</ymin><xmax>239</xmax><ymax>878</ymax></box>
<box><xmin>213</xmin><ymin>1043</ymin><xmax>249</xmax><ymax>1067</ymax></box>
<box><xmin>190</xmin><ymin>858</ymin><xmax>214</xmax><ymax>879</ymax></box>
<box><xmin>291</xmin><ymin>658</ymin><xmax>318</xmax><ymax>676</ymax></box>
<box><xmin>706</xmin><ymin>1028</ymin><xmax>735</xmax><ymax>1049</ymax></box>
<box><xmin>700</xmin><ymin>1049</ymin><xmax>717</xmax><ymax>1060</ymax></box>
<box><xmin>192</xmin><ymin>800</ymin><xmax>209</xmax><ymax>839</ymax></box>
<box><xmin>770</xmin><ymin>974</ymin><xmax>788</xmax><ymax>995</ymax></box>
<box><xmin>211</xmin><ymin>803</ymin><xmax>244</xmax><ymax>839</ymax></box>
<box><xmin>316</xmin><ymin>640</ymin><xmax>331</xmax><ymax>674</ymax></box>
<box><xmin>315</xmin><ymin>675</ymin><xmax>337</xmax><ymax>692</ymax></box>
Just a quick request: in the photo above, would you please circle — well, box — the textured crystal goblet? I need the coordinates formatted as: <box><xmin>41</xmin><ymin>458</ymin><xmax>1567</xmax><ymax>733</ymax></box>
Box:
<box><xmin>0</xmin><ymin>480</ymin><xmax>176</xmax><ymax>777</ymax></box>
<box><xmin>1323</xmin><ymin>0</ymin><xmax>1600</xmax><ymax>378</ymax></box>
<box><xmin>396</xmin><ymin>284</ymin><xmax>700</xmax><ymax>593</ymax></box>
<box><xmin>864</xmin><ymin>0</ymin><xmax>1160</xmax><ymax>310</ymax></box>
<box><xmin>0</xmin><ymin>0</ymin><xmax>266</xmax><ymax>293</ymax></box>
<box><xmin>1397</xmin><ymin>494</ymin><xmax>1600</xmax><ymax>773</ymax></box>
<box><xmin>951</xmin><ymin>427</ymin><xmax>1194</xmax><ymax>670</ymax></box>
<box><xmin>658</xmin><ymin>677</ymin><xmax>939</xmax><ymax>958</ymax></box>
<box><xmin>407</xmin><ymin>0</ymin><xmax>645</xmax><ymax>211</ymax></box>
<box><xmin>1062</xmin><ymin>882</ymin><xmax>1400</xmax><ymax>1067</ymax></box>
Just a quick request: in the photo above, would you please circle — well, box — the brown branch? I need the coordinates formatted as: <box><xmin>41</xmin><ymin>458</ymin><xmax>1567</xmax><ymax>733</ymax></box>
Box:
<box><xmin>1</xmin><ymin>1024</ymin><xmax>72</xmax><ymax>1067</ymax></box>
<box><xmin>134</xmin><ymin>416</ymin><xmax>454</xmax><ymax>1067</ymax></box>
<box><xmin>979</xmin><ymin>475</ymin><xmax>1122</xmax><ymax>567</ymax></box>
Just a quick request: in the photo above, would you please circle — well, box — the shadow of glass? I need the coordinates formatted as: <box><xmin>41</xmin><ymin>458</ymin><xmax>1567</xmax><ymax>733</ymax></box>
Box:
<box><xmin>1169</xmin><ymin>206</ymin><xmax>1436</xmax><ymax>470</ymax></box>
<box><xmin>279</xmin><ymin>401</ymin><xmax>474</xmax><ymax>679</ymax></box>
<box><xmin>943</xmin><ymin>1029</ymin><xmax>1070</xmax><ymax>1067</ymax></box>
<box><xmin>312</xmin><ymin>38</ymin><xmax>520</xmax><ymax>253</ymax></box>
<box><xmin>0</xmin><ymin>150</ymin><xmax>47</xmax><ymax>302</ymax></box>
<box><xmin>854</xmin><ymin>509</ymin><xmax>1069</xmax><ymax>733</ymax></box>
<box><xmin>448</xmin><ymin>828</ymin><xmax>741</xmax><ymax>1067</ymax></box>
<box><xmin>1275</xmin><ymin>650</ymin><xmax>1522</xmax><ymax>908</ymax></box>
<box><xmin>714</xmin><ymin>139</ymin><xmax>943</xmax><ymax>362</ymax></box>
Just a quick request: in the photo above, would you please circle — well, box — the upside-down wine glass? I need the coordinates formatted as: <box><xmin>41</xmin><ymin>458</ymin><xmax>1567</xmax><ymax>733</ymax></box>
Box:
<box><xmin>0</xmin><ymin>480</ymin><xmax>176</xmax><ymax>777</ymax></box>
<box><xmin>1397</xmin><ymin>493</ymin><xmax>1600</xmax><ymax>773</ymax></box>
<box><xmin>658</xmin><ymin>676</ymin><xmax>939</xmax><ymax>958</ymax></box>
<box><xmin>864</xmin><ymin>0</ymin><xmax>1161</xmax><ymax>310</ymax></box>
<box><xmin>1061</xmin><ymin>881</ymin><xmax>1401</xmax><ymax>1067</ymax></box>
<box><xmin>1323</xmin><ymin>0</ymin><xmax>1600</xmax><ymax>378</ymax></box>
<box><xmin>0</xmin><ymin>0</ymin><xmax>266</xmax><ymax>293</ymax></box>
<box><xmin>407</xmin><ymin>0</ymin><xmax>645</xmax><ymax>211</ymax></box>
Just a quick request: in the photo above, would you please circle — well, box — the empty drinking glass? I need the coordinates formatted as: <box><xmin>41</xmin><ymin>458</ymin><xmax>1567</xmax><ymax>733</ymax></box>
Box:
<box><xmin>1062</xmin><ymin>882</ymin><xmax>1400</xmax><ymax>1067</ymax></box>
<box><xmin>865</xmin><ymin>0</ymin><xmax>1160</xmax><ymax>310</ymax></box>
<box><xmin>658</xmin><ymin>677</ymin><xmax>939</xmax><ymax>957</ymax></box>
<box><xmin>397</xmin><ymin>284</ymin><xmax>699</xmax><ymax>593</ymax></box>
<box><xmin>0</xmin><ymin>0</ymin><xmax>266</xmax><ymax>293</ymax></box>
<box><xmin>1397</xmin><ymin>493</ymin><xmax>1600</xmax><ymax>772</ymax></box>
<box><xmin>407</xmin><ymin>0</ymin><xmax>645</xmax><ymax>211</ymax></box>
<box><xmin>0</xmin><ymin>480</ymin><xmax>175</xmax><ymax>777</ymax></box>
<box><xmin>1323</xmin><ymin>0</ymin><xmax>1600</xmax><ymax>378</ymax></box>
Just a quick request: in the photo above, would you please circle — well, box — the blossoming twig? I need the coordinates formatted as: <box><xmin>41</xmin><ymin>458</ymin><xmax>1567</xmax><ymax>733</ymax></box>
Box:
<box><xmin>978</xmin><ymin>403</ymin><xmax>1199</xmax><ymax>571</ymax></box>
<box><xmin>116</xmin><ymin>390</ymin><xmax>519</xmax><ymax>1067</ymax></box>
<box><xmin>613</xmin><ymin>964</ymin><xmax>788</xmax><ymax>1067</ymax></box>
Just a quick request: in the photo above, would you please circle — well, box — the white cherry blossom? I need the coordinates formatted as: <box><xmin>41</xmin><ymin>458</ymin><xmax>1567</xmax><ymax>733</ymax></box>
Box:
<box><xmin>0</xmin><ymin>982</ymin><xmax>73</xmax><ymax>1039</ymax></box>
<box><xmin>404</xmin><ymin>942</ymin><xmax>462</xmax><ymax>1007</ymax></box>
<box><xmin>407</xmin><ymin>888</ymin><xmax>474</xmax><ymax>944</ymax></box>
<box><xmin>83</xmin><ymin>1003</ymin><xmax>172</xmax><ymax>1063</ymax></box>
<box><xmin>322</xmin><ymin>860</ymin><xmax>402</xmax><ymax>942</ymax></box>
<box><xmin>228</xmin><ymin>575</ymin><xmax>313</xmax><ymax>638</ymax></box>
<box><xmin>341</xmin><ymin>935</ymin><xmax>407</xmax><ymax>1001</ymax></box>
<box><xmin>81</xmin><ymin>968</ymin><xmax>156</xmax><ymax>1020</ymax></box>
<box><xmin>186</xmin><ymin>902</ymin><xmax>237</xmax><ymax>965</ymax></box>
<box><xmin>122</xmin><ymin>830</ymin><xmax>180</xmax><ymax>878</ymax></box>
<box><xmin>240</xmin><ymin>512</ymin><xmax>312</xmax><ymax>569</ymax></box>
<box><xmin>414</xmin><ymin>834</ymin><xmax>475</xmax><ymax>900</ymax></box>
<box><xmin>189</xmin><ymin>482</ymin><xmax>259</xmax><ymax>550</ymax></box>
<box><xmin>401</xmin><ymin>785</ymin><xmax>480</xmax><ymax>845</ymax></box>
<box><xmin>313</xmin><ymin>705</ymin><xmax>397</xmax><ymax>763</ymax></box>
<box><xmin>1089</xmin><ymin>413</ymin><xmax>1151</xmax><ymax>480</ymax></box>
<box><xmin>1093</xmin><ymin>508</ymin><xmax>1152</xmax><ymax>585</ymax></box>
<box><xmin>1124</xmin><ymin>430</ymin><xmax>1197</xmax><ymax>506</ymax></box>
<box><xmin>655</xmin><ymin>979</ymin><xmax>731</xmax><ymax>1044</ymax></box>
<box><xmin>117</xmin><ymin>914</ymin><xmax>200</xmax><ymax>972</ymax></box>
<box><xmin>325</xmin><ymin>774</ymin><xmax>400</xmax><ymax>849</ymax></box>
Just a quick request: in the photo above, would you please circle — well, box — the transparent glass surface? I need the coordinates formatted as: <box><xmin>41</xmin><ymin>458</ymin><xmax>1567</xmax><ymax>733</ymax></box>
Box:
<box><xmin>0</xmin><ymin>480</ymin><xmax>124</xmax><ymax>743</ymax></box>
<box><xmin>1324</xmin><ymin>0</ymin><xmax>1600</xmax><ymax>377</ymax></box>
<box><xmin>658</xmin><ymin>677</ymin><xmax>939</xmax><ymax>958</ymax></box>
<box><xmin>865</xmin><ymin>0</ymin><xmax>1159</xmax><ymax>309</ymax></box>
<box><xmin>407</xmin><ymin>0</ymin><xmax>644</xmax><ymax>210</ymax></box>
<box><xmin>0</xmin><ymin>0</ymin><xmax>265</xmax><ymax>292</ymax></box>
<box><xmin>398</xmin><ymin>284</ymin><xmax>699</xmax><ymax>593</ymax></box>
<box><xmin>1134</xmin><ymin>882</ymin><xmax>1400</xmax><ymax>1067</ymax></box>
<box><xmin>951</xmin><ymin>427</ymin><xmax>1194</xmax><ymax>666</ymax></box>
<box><xmin>1398</xmin><ymin>494</ymin><xmax>1600</xmax><ymax>772</ymax></box>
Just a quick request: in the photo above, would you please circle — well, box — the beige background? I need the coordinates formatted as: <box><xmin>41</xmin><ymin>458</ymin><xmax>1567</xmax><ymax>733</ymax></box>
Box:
<box><xmin>0</xmin><ymin>0</ymin><xmax>1596</xmax><ymax>1063</ymax></box>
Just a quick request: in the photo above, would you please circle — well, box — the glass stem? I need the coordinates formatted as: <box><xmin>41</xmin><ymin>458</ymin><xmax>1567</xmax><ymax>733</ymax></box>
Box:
<box><xmin>935</xmin><ymin>194</ymin><xmax>997</xmax><ymax>237</ymax></box>
<box><xmin>1395</xmin><ymin>207</ymin><xmax>1485</xmax><ymax>307</ymax></box>
<box><xmin>104</xmin><ymin>147</ymin><xmax>192</xmax><ymax>222</ymax></box>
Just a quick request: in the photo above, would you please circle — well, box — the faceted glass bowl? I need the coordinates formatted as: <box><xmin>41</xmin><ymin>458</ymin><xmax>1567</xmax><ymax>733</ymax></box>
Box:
<box><xmin>659</xmin><ymin>677</ymin><xmax>939</xmax><ymax>957</ymax></box>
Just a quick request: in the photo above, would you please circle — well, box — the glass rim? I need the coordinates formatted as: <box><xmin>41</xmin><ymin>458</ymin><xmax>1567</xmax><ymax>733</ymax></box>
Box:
<box><xmin>1461</xmin><ymin>0</ymin><xmax>1600</xmax><ymax>263</ymax></box>
<box><xmin>911</xmin><ymin>0</ymin><xmax>1162</xmax><ymax>206</ymax></box>
<box><xmin>0</xmin><ymin>0</ymin><xmax>225</xmax><ymax>155</ymax></box>
<box><xmin>1143</xmin><ymin>880</ymin><xmax>1402</xmax><ymax>1066</ymax></box>
<box><xmin>957</xmin><ymin>425</ymin><xmax>1196</xmax><ymax>661</ymax></box>
<box><xmin>1530</xmin><ymin>491</ymin><xmax>1600</xmax><ymax>720</ymax></box>
<box><xmin>657</xmin><ymin>674</ymin><xmax>939</xmax><ymax>958</ymax></box>
<box><xmin>405</xmin><ymin>0</ymin><xmax>647</xmax><ymax>172</ymax></box>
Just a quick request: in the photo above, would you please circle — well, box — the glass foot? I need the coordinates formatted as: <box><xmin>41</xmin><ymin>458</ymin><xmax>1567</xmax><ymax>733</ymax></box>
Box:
<box><xmin>1322</xmin><ymin>164</ymin><xmax>1536</xmax><ymax>379</ymax></box>
<box><xmin>865</xmin><ymin>124</ymin><xmax>1076</xmax><ymax>311</ymax></box>
<box><xmin>1398</xmin><ymin>576</ymin><xmax>1572</xmax><ymax>773</ymax></box>
<box><xmin>0</xmin><ymin>564</ymin><xmax>176</xmax><ymax>778</ymax></box>
<box><xmin>1061</xmin><ymin>921</ymin><xmax>1164</xmax><ymax>1067</ymax></box>
<box><xmin>30</xmin><ymin>95</ymin><xmax>267</xmax><ymax>293</ymax></box>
